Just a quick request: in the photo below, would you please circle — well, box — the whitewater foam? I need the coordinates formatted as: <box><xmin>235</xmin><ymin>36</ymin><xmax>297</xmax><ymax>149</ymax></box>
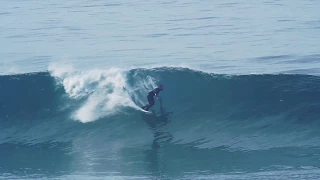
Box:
<box><xmin>50</xmin><ymin>64</ymin><xmax>128</xmax><ymax>122</ymax></box>
<box><xmin>48</xmin><ymin>64</ymin><xmax>160</xmax><ymax>123</ymax></box>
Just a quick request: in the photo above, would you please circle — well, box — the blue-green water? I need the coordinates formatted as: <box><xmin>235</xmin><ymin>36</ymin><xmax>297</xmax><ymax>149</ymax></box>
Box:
<box><xmin>1</xmin><ymin>0</ymin><xmax>320</xmax><ymax>179</ymax></box>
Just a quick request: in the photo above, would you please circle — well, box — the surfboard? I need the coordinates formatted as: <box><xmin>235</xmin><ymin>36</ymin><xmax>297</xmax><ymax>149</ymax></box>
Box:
<box><xmin>141</xmin><ymin>108</ymin><xmax>152</xmax><ymax>114</ymax></box>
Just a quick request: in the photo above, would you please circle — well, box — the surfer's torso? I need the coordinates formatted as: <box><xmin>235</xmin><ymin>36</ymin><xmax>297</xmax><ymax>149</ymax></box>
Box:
<box><xmin>148</xmin><ymin>88</ymin><xmax>162</xmax><ymax>97</ymax></box>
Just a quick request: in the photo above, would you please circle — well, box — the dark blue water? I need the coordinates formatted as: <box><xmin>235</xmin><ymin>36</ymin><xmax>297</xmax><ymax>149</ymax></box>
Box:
<box><xmin>1</xmin><ymin>68</ymin><xmax>320</xmax><ymax>179</ymax></box>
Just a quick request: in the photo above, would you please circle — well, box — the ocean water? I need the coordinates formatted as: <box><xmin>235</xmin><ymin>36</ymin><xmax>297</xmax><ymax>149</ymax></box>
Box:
<box><xmin>1</xmin><ymin>0</ymin><xmax>320</xmax><ymax>179</ymax></box>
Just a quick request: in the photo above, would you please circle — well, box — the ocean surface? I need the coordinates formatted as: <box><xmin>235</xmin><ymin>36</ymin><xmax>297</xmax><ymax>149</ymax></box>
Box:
<box><xmin>1</xmin><ymin>0</ymin><xmax>320</xmax><ymax>179</ymax></box>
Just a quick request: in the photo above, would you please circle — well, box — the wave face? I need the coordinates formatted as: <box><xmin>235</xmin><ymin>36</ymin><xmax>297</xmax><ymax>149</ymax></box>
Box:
<box><xmin>1</xmin><ymin>67</ymin><xmax>320</xmax><ymax>179</ymax></box>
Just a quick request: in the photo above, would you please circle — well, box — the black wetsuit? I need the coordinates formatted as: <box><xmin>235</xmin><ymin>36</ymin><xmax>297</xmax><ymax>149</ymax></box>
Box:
<box><xmin>142</xmin><ymin>88</ymin><xmax>162</xmax><ymax>111</ymax></box>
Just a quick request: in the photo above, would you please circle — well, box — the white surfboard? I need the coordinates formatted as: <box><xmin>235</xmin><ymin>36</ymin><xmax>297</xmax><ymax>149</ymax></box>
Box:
<box><xmin>141</xmin><ymin>108</ymin><xmax>152</xmax><ymax>114</ymax></box>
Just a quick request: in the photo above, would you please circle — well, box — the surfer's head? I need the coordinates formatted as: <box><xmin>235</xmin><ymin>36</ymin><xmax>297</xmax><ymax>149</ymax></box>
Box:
<box><xmin>159</xmin><ymin>85</ymin><xmax>164</xmax><ymax>90</ymax></box>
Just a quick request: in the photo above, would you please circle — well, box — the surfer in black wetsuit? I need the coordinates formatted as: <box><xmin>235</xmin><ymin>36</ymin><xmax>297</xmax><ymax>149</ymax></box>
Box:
<box><xmin>142</xmin><ymin>85</ymin><xmax>164</xmax><ymax>111</ymax></box>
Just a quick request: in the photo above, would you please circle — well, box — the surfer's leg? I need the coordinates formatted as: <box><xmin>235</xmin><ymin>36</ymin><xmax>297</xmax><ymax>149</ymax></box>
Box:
<box><xmin>142</xmin><ymin>95</ymin><xmax>152</xmax><ymax>110</ymax></box>
<box><xmin>145</xmin><ymin>96</ymin><xmax>155</xmax><ymax>111</ymax></box>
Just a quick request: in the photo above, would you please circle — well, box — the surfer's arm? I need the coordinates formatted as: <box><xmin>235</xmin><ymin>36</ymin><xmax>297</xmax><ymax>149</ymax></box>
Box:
<box><xmin>156</xmin><ymin>93</ymin><xmax>161</xmax><ymax>100</ymax></box>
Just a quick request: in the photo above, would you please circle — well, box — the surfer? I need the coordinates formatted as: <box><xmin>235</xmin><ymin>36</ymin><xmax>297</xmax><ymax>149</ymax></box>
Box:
<box><xmin>142</xmin><ymin>85</ymin><xmax>164</xmax><ymax>111</ymax></box>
